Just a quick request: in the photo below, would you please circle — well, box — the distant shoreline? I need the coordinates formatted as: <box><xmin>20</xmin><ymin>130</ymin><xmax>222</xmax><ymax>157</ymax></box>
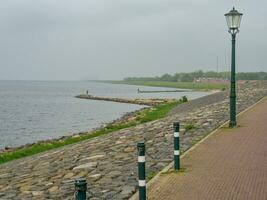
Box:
<box><xmin>95</xmin><ymin>80</ymin><xmax>228</xmax><ymax>91</ymax></box>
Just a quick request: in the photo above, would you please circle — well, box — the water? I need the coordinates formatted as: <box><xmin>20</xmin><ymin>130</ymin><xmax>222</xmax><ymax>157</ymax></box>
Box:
<box><xmin>0</xmin><ymin>81</ymin><xmax>211</xmax><ymax>149</ymax></box>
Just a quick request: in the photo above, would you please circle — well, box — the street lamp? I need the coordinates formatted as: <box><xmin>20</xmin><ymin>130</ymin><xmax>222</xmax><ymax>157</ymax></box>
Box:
<box><xmin>225</xmin><ymin>7</ymin><xmax>243</xmax><ymax>128</ymax></box>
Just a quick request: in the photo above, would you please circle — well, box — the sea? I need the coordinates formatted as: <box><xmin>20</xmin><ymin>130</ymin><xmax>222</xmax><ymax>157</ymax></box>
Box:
<box><xmin>0</xmin><ymin>81</ymin><xmax>211</xmax><ymax>149</ymax></box>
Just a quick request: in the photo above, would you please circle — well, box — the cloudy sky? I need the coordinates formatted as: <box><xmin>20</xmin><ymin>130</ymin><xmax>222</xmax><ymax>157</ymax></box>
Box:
<box><xmin>0</xmin><ymin>0</ymin><xmax>266</xmax><ymax>80</ymax></box>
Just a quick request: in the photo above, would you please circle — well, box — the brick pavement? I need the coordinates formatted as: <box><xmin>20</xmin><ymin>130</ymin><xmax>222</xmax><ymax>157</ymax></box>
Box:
<box><xmin>146</xmin><ymin>97</ymin><xmax>267</xmax><ymax>200</ymax></box>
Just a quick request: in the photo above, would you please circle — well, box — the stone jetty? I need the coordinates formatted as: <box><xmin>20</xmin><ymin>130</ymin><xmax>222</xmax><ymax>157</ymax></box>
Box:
<box><xmin>0</xmin><ymin>81</ymin><xmax>266</xmax><ymax>199</ymax></box>
<box><xmin>76</xmin><ymin>94</ymin><xmax>170</xmax><ymax>106</ymax></box>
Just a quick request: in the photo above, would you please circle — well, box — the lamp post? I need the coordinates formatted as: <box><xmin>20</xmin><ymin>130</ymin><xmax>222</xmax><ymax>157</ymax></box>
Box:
<box><xmin>225</xmin><ymin>7</ymin><xmax>243</xmax><ymax>128</ymax></box>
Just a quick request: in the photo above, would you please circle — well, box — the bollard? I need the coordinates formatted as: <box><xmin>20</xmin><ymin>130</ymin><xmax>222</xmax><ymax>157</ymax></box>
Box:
<box><xmin>75</xmin><ymin>178</ymin><xmax>87</xmax><ymax>200</ymax></box>
<box><xmin>173</xmin><ymin>122</ymin><xmax>180</xmax><ymax>170</ymax></box>
<box><xmin>137</xmin><ymin>142</ymin><xmax>146</xmax><ymax>200</ymax></box>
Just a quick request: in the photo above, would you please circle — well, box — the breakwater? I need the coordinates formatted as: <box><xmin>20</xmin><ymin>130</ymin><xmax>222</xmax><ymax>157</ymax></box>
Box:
<box><xmin>0</xmin><ymin>81</ymin><xmax>266</xmax><ymax>199</ymax></box>
<box><xmin>76</xmin><ymin>94</ymin><xmax>171</xmax><ymax>106</ymax></box>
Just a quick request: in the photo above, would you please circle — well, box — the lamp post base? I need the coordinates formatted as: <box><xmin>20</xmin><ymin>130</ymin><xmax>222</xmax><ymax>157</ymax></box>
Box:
<box><xmin>229</xmin><ymin>121</ymin><xmax>237</xmax><ymax>128</ymax></box>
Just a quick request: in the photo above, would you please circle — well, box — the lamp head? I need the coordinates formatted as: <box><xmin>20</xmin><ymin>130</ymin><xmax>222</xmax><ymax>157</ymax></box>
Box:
<box><xmin>225</xmin><ymin>7</ymin><xmax>243</xmax><ymax>32</ymax></box>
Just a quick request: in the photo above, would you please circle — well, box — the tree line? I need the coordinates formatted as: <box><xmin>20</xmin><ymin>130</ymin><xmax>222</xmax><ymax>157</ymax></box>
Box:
<box><xmin>124</xmin><ymin>71</ymin><xmax>267</xmax><ymax>82</ymax></box>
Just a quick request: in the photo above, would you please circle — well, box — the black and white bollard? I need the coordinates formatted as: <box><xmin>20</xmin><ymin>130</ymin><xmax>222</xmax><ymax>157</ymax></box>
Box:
<box><xmin>74</xmin><ymin>178</ymin><xmax>87</xmax><ymax>200</ymax></box>
<box><xmin>173</xmin><ymin>122</ymin><xmax>180</xmax><ymax>170</ymax></box>
<box><xmin>137</xmin><ymin>142</ymin><xmax>146</xmax><ymax>200</ymax></box>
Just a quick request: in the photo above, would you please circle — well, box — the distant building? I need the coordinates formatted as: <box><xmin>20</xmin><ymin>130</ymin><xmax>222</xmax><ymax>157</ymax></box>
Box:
<box><xmin>194</xmin><ymin>77</ymin><xmax>229</xmax><ymax>84</ymax></box>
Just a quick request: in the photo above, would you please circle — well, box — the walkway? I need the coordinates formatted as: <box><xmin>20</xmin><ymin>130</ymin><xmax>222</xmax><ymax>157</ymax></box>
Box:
<box><xmin>147</xmin><ymin>97</ymin><xmax>267</xmax><ymax>200</ymax></box>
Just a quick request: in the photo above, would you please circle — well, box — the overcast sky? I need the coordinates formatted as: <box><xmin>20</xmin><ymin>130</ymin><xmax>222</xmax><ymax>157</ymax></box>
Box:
<box><xmin>0</xmin><ymin>0</ymin><xmax>266</xmax><ymax>80</ymax></box>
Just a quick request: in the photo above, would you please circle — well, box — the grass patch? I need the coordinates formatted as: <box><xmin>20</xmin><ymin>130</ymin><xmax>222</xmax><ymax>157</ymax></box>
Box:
<box><xmin>161</xmin><ymin>168</ymin><xmax>187</xmax><ymax>175</ymax></box>
<box><xmin>184</xmin><ymin>123</ymin><xmax>196</xmax><ymax>131</ymax></box>
<box><xmin>100</xmin><ymin>80</ymin><xmax>229</xmax><ymax>91</ymax></box>
<box><xmin>146</xmin><ymin>171</ymin><xmax>157</xmax><ymax>181</ymax></box>
<box><xmin>137</xmin><ymin>101</ymin><xmax>178</xmax><ymax>123</ymax></box>
<box><xmin>0</xmin><ymin>100</ymin><xmax>182</xmax><ymax>164</ymax></box>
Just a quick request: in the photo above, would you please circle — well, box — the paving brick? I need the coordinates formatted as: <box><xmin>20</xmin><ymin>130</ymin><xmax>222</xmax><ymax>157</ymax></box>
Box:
<box><xmin>147</xmin><ymin>97</ymin><xmax>267</xmax><ymax>200</ymax></box>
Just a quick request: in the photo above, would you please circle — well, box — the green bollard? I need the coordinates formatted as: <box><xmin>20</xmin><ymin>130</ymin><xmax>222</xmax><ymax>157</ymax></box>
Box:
<box><xmin>173</xmin><ymin>122</ymin><xmax>180</xmax><ymax>170</ymax></box>
<box><xmin>75</xmin><ymin>178</ymin><xmax>87</xmax><ymax>200</ymax></box>
<box><xmin>137</xmin><ymin>142</ymin><xmax>146</xmax><ymax>200</ymax></box>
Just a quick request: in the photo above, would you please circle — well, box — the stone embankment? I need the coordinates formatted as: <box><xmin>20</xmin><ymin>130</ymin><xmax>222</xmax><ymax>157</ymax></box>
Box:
<box><xmin>0</xmin><ymin>81</ymin><xmax>266</xmax><ymax>200</ymax></box>
<box><xmin>75</xmin><ymin>94</ymin><xmax>171</xmax><ymax>106</ymax></box>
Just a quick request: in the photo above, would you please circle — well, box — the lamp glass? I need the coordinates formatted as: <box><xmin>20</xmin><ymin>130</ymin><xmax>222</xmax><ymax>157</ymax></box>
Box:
<box><xmin>225</xmin><ymin>8</ymin><xmax>243</xmax><ymax>30</ymax></box>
